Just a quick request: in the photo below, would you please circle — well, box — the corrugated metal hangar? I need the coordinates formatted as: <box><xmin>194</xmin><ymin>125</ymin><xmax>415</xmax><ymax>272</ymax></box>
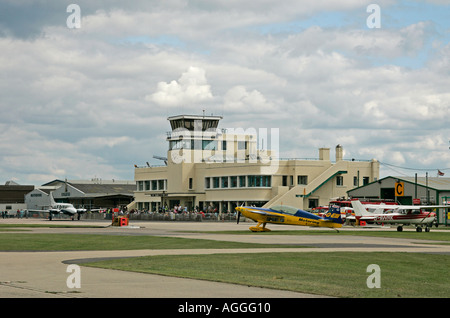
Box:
<box><xmin>25</xmin><ymin>179</ymin><xmax>135</xmax><ymax>211</ymax></box>
<box><xmin>348</xmin><ymin>175</ymin><xmax>450</xmax><ymax>223</ymax></box>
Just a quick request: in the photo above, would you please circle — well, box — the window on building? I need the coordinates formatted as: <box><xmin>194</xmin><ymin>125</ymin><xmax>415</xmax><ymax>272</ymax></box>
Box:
<box><xmin>169</xmin><ymin>140</ymin><xmax>191</xmax><ymax>150</ymax></box>
<box><xmin>298</xmin><ymin>175</ymin><xmax>308</xmax><ymax>185</ymax></box>
<box><xmin>353</xmin><ymin>176</ymin><xmax>358</xmax><ymax>187</ymax></box>
<box><xmin>222</xmin><ymin>140</ymin><xmax>227</xmax><ymax>151</ymax></box>
<box><xmin>282</xmin><ymin>175</ymin><xmax>288</xmax><ymax>186</ymax></box>
<box><xmin>248</xmin><ymin>175</ymin><xmax>256</xmax><ymax>187</ymax></box>
<box><xmin>239</xmin><ymin>176</ymin><xmax>246</xmax><ymax>187</ymax></box>
<box><xmin>336</xmin><ymin>175</ymin><xmax>344</xmax><ymax>186</ymax></box>
<box><xmin>238</xmin><ymin>141</ymin><xmax>247</xmax><ymax>150</ymax></box>
<box><xmin>221</xmin><ymin>177</ymin><xmax>228</xmax><ymax>188</ymax></box>
<box><xmin>363</xmin><ymin>177</ymin><xmax>370</xmax><ymax>185</ymax></box>
<box><xmin>247</xmin><ymin>175</ymin><xmax>272</xmax><ymax>188</ymax></box>
<box><xmin>144</xmin><ymin>181</ymin><xmax>150</xmax><ymax>191</ymax></box>
<box><xmin>204</xmin><ymin>175</ymin><xmax>271</xmax><ymax>189</ymax></box>
<box><xmin>213</xmin><ymin>177</ymin><xmax>220</xmax><ymax>188</ymax></box>
<box><xmin>262</xmin><ymin>176</ymin><xmax>271</xmax><ymax>187</ymax></box>
<box><xmin>151</xmin><ymin>180</ymin><xmax>158</xmax><ymax>190</ymax></box>
<box><xmin>189</xmin><ymin>178</ymin><xmax>193</xmax><ymax>190</ymax></box>
<box><xmin>202</xmin><ymin>140</ymin><xmax>217</xmax><ymax>150</ymax></box>
<box><xmin>230</xmin><ymin>176</ymin><xmax>237</xmax><ymax>188</ymax></box>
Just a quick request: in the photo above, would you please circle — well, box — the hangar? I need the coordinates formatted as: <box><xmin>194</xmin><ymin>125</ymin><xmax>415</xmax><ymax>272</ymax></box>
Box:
<box><xmin>25</xmin><ymin>179</ymin><xmax>135</xmax><ymax>211</ymax></box>
<box><xmin>347</xmin><ymin>175</ymin><xmax>450</xmax><ymax>224</ymax></box>
<box><xmin>0</xmin><ymin>181</ymin><xmax>34</xmax><ymax>215</ymax></box>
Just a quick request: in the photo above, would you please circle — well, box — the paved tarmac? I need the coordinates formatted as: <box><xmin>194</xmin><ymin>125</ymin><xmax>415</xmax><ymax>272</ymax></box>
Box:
<box><xmin>1</xmin><ymin>218</ymin><xmax>449</xmax><ymax>299</ymax></box>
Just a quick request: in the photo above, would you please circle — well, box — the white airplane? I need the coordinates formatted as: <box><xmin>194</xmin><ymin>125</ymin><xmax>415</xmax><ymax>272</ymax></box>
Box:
<box><xmin>28</xmin><ymin>193</ymin><xmax>85</xmax><ymax>220</ymax></box>
<box><xmin>351</xmin><ymin>200</ymin><xmax>448</xmax><ymax>232</ymax></box>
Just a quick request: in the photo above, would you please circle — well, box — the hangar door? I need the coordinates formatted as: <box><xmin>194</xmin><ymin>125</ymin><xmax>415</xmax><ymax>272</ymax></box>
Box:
<box><xmin>380</xmin><ymin>187</ymin><xmax>412</xmax><ymax>204</ymax></box>
<box><xmin>380</xmin><ymin>188</ymin><xmax>395</xmax><ymax>200</ymax></box>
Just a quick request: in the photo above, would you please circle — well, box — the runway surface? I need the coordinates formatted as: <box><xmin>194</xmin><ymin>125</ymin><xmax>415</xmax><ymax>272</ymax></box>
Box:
<box><xmin>1</xmin><ymin>218</ymin><xmax>449</xmax><ymax>298</ymax></box>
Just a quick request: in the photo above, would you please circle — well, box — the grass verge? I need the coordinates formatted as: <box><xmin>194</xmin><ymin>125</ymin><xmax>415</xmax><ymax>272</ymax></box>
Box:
<box><xmin>193</xmin><ymin>229</ymin><xmax>450</xmax><ymax>242</ymax></box>
<box><xmin>85</xmin><ymin>251</ymin><xmax>450</xmax><ymax>298</ymax></box>
<box><xmin>0</xmin><ymin>233</ymin><xmax>303</xmax><ymax>251</ymax></box>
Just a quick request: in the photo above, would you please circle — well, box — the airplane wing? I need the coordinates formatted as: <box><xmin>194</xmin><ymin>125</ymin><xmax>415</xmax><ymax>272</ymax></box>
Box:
<box><xmin>27</xmin><ymin>208</ymin><xmax>57</xmax><ymax>213</ymax></box>
<box><xmin>247</xmin><ymin>209</ymin><xmax>276</xmax><ymax>216</ymax></box>
<box><xmin>401</xmin><ymin>205</ymin><xmax>448</xmax><ymax>210</ymax></box>
<box><xmin>246</xmin><ymin>209</ymin><xmax>285</xmax><ymax>222</ymax></box>
<box><xmin>27</xmin><ymin>209</ymin><xmax>50</xmax><ymax>213</ymax></box>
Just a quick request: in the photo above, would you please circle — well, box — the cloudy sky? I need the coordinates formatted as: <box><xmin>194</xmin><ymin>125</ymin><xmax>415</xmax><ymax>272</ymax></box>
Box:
<box><xmin>1</xmin><ymin>0</ymin><xmax>449</xmax><ymax>185</ymax></box>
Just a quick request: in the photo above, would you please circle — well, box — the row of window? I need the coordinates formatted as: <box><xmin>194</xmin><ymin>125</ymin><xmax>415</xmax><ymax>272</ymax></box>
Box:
<box><xmin>137</xmin><ymin>175</ymin><xmax>370</xmax><ymax>191</ymax></box>
<box><xmin>205</xmin><ymin>175</ymin><xmax>271</xmax><ymax>189</ymax></box>
<box><xmin>169</xmin><ymin>139</ymin><xmax>248</xmax><ymax>151</ymax></box>
<box><xmin>137</xmin><ymin>179</ymin><xmax>167</xmax><ymax>191</ymax></box>
<box><xmin>283</xmin><ymin>175</ymin><xmax>369</xmax><ymax>187</ymax></box>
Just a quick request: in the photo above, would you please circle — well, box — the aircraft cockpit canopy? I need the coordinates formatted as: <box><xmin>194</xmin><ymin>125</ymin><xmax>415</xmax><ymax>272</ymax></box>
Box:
<box><xmin>269</xmin><ymin>205</ymin><xmax>299</xmax><ymax>215</ymax></box>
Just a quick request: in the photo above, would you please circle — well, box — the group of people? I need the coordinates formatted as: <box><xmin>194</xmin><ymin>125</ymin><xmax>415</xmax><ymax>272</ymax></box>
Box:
<box><xmin>1</xmin><ymin>209</ymin><xmax>28</xmax><ymax>219</ymax></box>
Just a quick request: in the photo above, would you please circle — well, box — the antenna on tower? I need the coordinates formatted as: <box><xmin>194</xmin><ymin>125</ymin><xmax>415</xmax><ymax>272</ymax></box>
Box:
<box><xmin>153</xmin><ymin>155</ymin><xmax>168</xmax><ymax>165</ymax></box>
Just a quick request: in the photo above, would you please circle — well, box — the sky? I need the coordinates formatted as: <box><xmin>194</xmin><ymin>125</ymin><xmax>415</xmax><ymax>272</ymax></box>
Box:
<box><xmin>0</xmin><ymin>0</ymin><xmax>449</xmax><ymax>186</ymax></box>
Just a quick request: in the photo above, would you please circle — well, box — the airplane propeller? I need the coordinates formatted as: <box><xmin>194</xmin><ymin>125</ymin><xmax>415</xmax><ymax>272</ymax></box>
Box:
<box><xmin>236</xmin><ymin>203</ymin><xmax>243</xmax><ymax>224</ymax></box>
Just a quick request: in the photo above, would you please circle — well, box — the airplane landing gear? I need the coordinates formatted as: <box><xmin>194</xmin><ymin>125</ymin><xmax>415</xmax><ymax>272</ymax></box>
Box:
<box><xmin>415</xmin><ymin>226</ymin><xmax>430</xmax><ymax>232</ymax></box>
<box><xmin>249</xmin><ymin>222</ymin><xmax>271</xmax><ymax>232</ymax></box>
<box><xmin>397</xmin><ymin>226</ymin><xmax>403</xmax><ymax>232</ymax></box>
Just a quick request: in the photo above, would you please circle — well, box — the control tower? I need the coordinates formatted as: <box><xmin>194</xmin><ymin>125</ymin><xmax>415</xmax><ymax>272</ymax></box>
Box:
<box><xmin>165</xmin><ymin>114</ymin><xmax>223</xmax><ymax>196</ymax></box>
<box><xmin>166</xmin><ymin>114</ymin><xmax>223</xmax><ymax>156</ymax></box>
<box><xmin>167</xmin><ymin>114</ymin><xmax>222</xmax><ymax>132</ymax></box>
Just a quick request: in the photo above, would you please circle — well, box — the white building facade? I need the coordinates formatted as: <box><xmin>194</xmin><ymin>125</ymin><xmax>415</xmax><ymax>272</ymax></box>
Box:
<box><xmin>133</xmin><ymin>115</ymin><xmax>379</xmax><ymax>213</ymax></box>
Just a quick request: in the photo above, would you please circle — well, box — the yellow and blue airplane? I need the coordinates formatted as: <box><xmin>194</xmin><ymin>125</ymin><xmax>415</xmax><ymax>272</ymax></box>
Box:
<box><xmin>235</xmin><ymin>204</ymin><xmax>343</xmax><ymax>232</ymax></box>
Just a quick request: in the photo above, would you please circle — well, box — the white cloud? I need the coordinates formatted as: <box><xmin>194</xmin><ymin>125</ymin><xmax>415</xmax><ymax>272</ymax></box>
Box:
<box><xmin>147</xmin><ymin>66</ymin><xmax>213</xmax><ymax>107</ymax></box>
<box><xmin>223</xmin><ymin>86</ymin><xmax>276</xmax><ymax>114</ymax></box>
<box><xmin>1</xmin><ymin>1</ymin><xmax>449</xmax><ymax>185</ymax></box>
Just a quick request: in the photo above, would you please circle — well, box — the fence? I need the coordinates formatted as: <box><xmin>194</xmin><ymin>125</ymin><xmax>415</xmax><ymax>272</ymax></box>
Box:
<box><xmin>83</xmin><ymin>211</ymin><xmax>240</xmax><ymax>222</ymax></box>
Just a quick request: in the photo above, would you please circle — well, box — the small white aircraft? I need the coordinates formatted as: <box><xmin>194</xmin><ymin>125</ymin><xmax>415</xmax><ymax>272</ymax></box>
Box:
<box><xmin>28</xmin><ymin>193</ymin><xmax>86</xmax><ymax>220</ymax></box>
<box><xmin>351</xmin><ymin>200</ymin><xmax>448</xmax><ymax>232</ymax></box>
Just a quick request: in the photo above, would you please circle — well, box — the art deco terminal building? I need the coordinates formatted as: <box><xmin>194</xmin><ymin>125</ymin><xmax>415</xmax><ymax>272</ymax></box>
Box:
<box><xmin>132</xmin><ymin>115</ymin><xmax>379</xmax><ymax>213</ymax></box>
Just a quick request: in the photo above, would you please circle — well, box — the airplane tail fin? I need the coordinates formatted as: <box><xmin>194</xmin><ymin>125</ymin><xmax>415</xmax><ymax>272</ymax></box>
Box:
<box><xmin>49</xmin><ymin>191</ymin><xmax>56</xmax><ymax>206</ymax></box>
<box><xmin>351</xmin><ymin>200</ymin><xmax>370</xmax><ymax>217</ymax></box>
<box><xmin>324</xmin><ymin>206</ymin><xmax>343</xmax><ymax>224</ymax></box>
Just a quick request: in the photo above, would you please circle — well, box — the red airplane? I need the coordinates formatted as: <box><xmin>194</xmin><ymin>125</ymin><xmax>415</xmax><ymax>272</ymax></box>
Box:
<box><xmin>351</xmin><ymin>199</ymin><xmax>448</xmax><ymax>232</ymax></box>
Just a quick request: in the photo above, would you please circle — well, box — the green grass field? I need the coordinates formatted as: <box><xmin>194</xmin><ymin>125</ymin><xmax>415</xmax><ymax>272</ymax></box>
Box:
<box><xmin>1</xmin><ymin>226</ymin><xmax>449</xmax><ymax>297</ymax></box>
<box><xmin>0</xmin><ymin>233</ymin><xmax>300</xmax><ymax>251</ymax></box>
<box><xmin>84</xmin><ymin>251</ymin><xmax>450</xmax><ymax>298</ymax></box>
<box><xmin>189</xmin><ymin>228</ymin><xmax>450</xmax><ymax>242</ymax></box>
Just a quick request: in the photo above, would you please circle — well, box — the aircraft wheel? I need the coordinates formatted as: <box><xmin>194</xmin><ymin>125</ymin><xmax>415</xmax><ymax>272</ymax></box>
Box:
<box><xmin>425</xmin><ymin>227</ymin><xmax>430</xmax><ymax>232</ymax></box>
<box><xmin>396</xmin><ymin>226</ymin><xmax>403</xmax><ymax>232</ymax></box>
<box><xmin>416</xmin><ymin>227</ymin><xmax>422</xmax><ymax>232</ymax></box>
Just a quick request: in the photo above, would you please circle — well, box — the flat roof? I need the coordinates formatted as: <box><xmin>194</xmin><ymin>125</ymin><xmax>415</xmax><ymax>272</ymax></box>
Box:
<box><xmin>167</xmin><ymin>114</ymin><xmax>223</xmax><ymax>121</ymax></box>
